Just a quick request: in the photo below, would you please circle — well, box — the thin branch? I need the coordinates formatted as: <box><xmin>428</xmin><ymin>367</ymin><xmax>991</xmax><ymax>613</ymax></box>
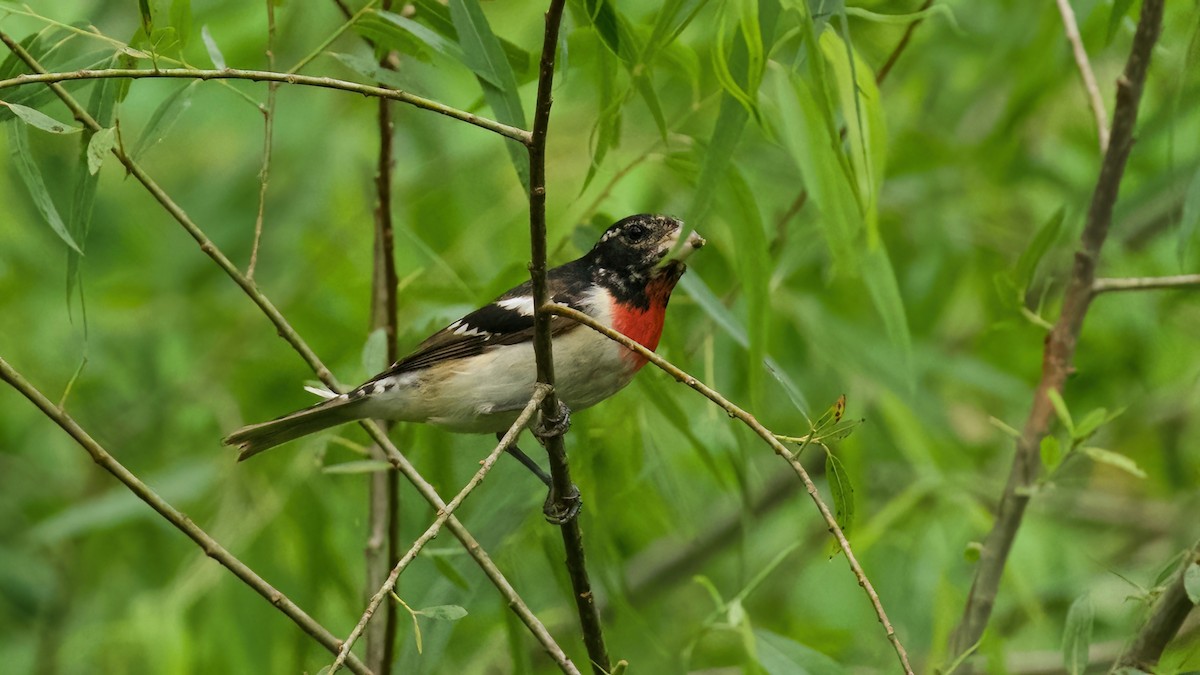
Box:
<box><xmin>0</xmin><ymin>67</ymin><xmax>530</xmax><ymax>142</ymax></box>
<box><xmin>544</xmin><ymin>304</ymin><xmax>915</xmax><ymax>675</ymax></box>
<box><xmin>0</xmin><ymin>356</ymin><xmax>373</xmax><ymax>675</ymax></box>
<box><xmin>247</xmin><ymin>0</ymin><xmax>280</xmax><ymax>281</ymax></box>
<box><xmin>1111</xmin><ymin>540</ymin><xmax>1200</xmax><ymax>672</ymax></box>
<box><xmin>1055</xmin><ymin>0</ymin><xmax>1111</xmax><ymax>153</ymax></box>
<box><xmin>330</xmin><ymin>387</ymin><xmax>551</xmax><ymax>674</ymax></box>
<box><xmin>874</xmin><ymin>0</ymin><xmax>934</xmax><ymax>85</ymax></box>
<box><xmin>526</xmin><ymin>2</ymin><xmax>611</xmax><ymax>674</ymax></box>
<box><xmin>1092</xmin><ymin>274</ymin><xmax>1200</xmax><ymax>294</ymax></box>
<box><xmin>365</xmin><ymin>44</ymin><xmax>402</xmax><ymax>675</ymax></box>
<box><xmin>948</xmin><ymin>0</ymin><xmax>1165</xmax><ymax>660</ymax></box>
<box><xmin>1</xmin><ymin>32</ymin><xmax>577</xmax><ymax>673</ymax></box>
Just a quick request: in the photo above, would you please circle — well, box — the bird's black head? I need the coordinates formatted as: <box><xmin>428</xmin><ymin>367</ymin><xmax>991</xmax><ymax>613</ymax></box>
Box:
<box><xmin>584</xmin><ymin>214</ymin><xmax>704</xmax><ymax>303</ymax></box>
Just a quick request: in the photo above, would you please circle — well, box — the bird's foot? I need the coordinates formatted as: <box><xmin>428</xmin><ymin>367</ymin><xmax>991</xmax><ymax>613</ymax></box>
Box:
<box><xmin>534</xmin><ymin>400</ymin><xmax>572</xmax><ymax>442</ymax></box>
<box><xmin>543</xmin><ymin>482</ymin><xmax>582</xmax><ymax>524</ymax></box>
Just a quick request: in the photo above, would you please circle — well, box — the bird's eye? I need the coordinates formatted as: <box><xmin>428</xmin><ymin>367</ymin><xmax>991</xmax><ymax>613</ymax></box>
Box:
<box><xmin>625</xmin><ymin>223</ymin><xmax>648</xmax><ymax>241</ymax></box>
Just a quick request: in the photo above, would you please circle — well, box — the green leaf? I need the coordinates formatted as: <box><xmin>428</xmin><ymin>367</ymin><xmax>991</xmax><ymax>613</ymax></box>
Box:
<box><xmin>1107</xmin><ymin>0</ymin><xmax>1136</xmax><ymax>43</ymax></box>
<box><xmin>1046</xmin><ymin>389</ymin><xmax>1075</xmax><ymax>437</ymax></box>
<box><xmin>755</xmin><ymin>629</ymin><xmax>848</xmax><ymax>675</ymax></box>
<box><xmin>988</xmin><ymin>416</ymin><xmax>1022</xmax><ymax>439</ymax></box>
<box><xmin>170</xmin><ymin>0</ymin><xmax>192</xmax><ymax>49</ymax></box>
<box><xmin>138</xmin><ymin>0</ymin><xmax>154</xmax><ymax>35</ymax></box>
<box><xmin>322</xmin><ymin>460</ymin><xmax>392</xmax><ymax>474</ymax></box>
<box><xmin>448</xmin><ymin>0</ymin><xmax>528</xmax><ymax>188</ymax></box>
<box><xmin>1073</xmin><ymin>406</ymin><xmax>1124</xmax><ymax>441</ymax></box>
<box><xmin>362</xmin><ymin>327</ymin><xmax>389</xmax><ymax>375</ymax></box>
<box><xmin>417</xmin><ymin>604</ymin><xmax>468</xmax><ymax>621</ymax></box>
<box><xmin>132</xmin><ymin>80</ymin><xmax>198</xmax><ymax>160</ymax></box>
<box><xmin>201</xmin><ymin>24</ymin><xmax>226</xmax><ymax>69</ymax></box>
<box><xmin>373</xmin><ymin>10</ymin><xmax>479</xmax><ymax>80</ymax></box>
<box><xmin>411</xmin><ymin>0</ymin><xmax>533</xmax><ymax>77</ymax></box>
<box><xmin>724</xmin><ymin>163</ymin><xmax>771</xmax><ymax>408</ymax></box>
<box><xmin>825</xmin><ymin>451</ymin><xmax>855</xmax><ymax>536</ymax></box>
<box><xmin>643</xmin><ymin>0</ymin><xmax>712</xmax><ymax>65</ymax></box>
<box><xmin>8</xmin><ymin>121</ymin><xmax>84</xmax><ymax>253</ymax></box>
<box><xmin>1016</xmin><ymin>207</ymin><xmax>1066</xmax><ymax>291</ymax></box>
<box><xmin>1079</xmin><ymin>447</ymin><xmax>1147</xmax><ymax>479</ymax></box>
<box><xmin>330</xmin><ymin>52</ymin><xmax>412</xmax><ymax>91</ymax></box>
<box><xmin>1184</xmin><ymin>562</ymin><xmax>1200</xmax><ymax>604</ymax></box>
<box><xmin>1178</xmin><ymin>164</ymin><xmax>1200</xmax><ymax>270</ymax></box>
<box><xmin>1040</xmin><ymin>435</ymin><xmax>1061</xmax><ymax>471</ymax></box>
<box><xmin>860</xmin><ymin>246</ymin><xmax>913</xmax><ymax>386</ymax></box>
<box><xmin>86</xmin><ymin>127</ymin><xmax>115</xmax><ymax>174</ymax></box>
<box><xmin>2</xmin><ymin>102</ymin><xmax>81</xmax><ymax>134</ymax></box>
<box><xmin>1062</xmin><ymin>594</ymin><xmax>1093</xmax><ymax>675</ymax></box>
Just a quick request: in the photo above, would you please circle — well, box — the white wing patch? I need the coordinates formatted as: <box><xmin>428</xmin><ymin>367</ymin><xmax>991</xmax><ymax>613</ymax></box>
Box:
<box><xmin>496</xmin><ymin>296</ymin><xmax>536</xmax><ymax>316</ymax></box>
<box><xmin>449</xmin><ymin>320</ymin><xmax>487</xmax><ymax>337</ymax></box>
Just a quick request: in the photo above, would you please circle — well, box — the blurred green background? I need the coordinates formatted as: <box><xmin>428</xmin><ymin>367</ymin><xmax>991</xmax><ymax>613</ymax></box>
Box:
<box><xmin>1</xmin><ymin>0</ymin><xmax>1198</xmax><ymax>673</ymax></box>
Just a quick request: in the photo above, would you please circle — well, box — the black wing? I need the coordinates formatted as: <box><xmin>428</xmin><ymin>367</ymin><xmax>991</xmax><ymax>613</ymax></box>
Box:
<box><xmin>367</xmin><ymin>261</ymin><xmax>592</xmax><ymax>380</ymax></box>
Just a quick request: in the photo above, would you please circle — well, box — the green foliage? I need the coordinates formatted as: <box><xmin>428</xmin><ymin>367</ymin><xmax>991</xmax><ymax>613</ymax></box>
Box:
<box><xmin>2</xmin><ymin>0</ymin><xmax>1200</xmax><ymax>673</ymax></box>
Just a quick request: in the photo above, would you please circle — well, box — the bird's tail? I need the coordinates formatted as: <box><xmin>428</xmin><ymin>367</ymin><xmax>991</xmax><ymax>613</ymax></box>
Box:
<box><xmin>224</xmin><ymin>395</ymin><xmax>369</xmax><ymax>461</ymax></box>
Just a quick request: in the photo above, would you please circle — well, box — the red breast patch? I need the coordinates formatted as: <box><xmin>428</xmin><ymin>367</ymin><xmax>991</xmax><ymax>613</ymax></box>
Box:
<box><xmin>610</xmin><ymin>275</ymin><xmax>677</xmax><ymax>370</ymax></box>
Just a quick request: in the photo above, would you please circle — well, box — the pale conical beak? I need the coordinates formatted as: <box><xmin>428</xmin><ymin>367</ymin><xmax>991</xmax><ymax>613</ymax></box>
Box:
<box><xmin>673</xmin><ymin>231</ymin><xmax>705</xmax><ymax>262</ymax></box>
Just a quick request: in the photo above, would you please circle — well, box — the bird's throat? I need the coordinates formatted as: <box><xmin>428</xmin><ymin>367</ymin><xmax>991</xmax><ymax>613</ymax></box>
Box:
<box><xmin>610</xmin><ymin>271</ymin><xmax>679</xmax><ymax>369</ymax></box>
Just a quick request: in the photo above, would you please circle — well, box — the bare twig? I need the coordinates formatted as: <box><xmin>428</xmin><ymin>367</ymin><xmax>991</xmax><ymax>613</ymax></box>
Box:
<box><xmin>247</xmin><ymin>0</ymin><xmax>279</xmax><ymax>280</ymax></box>
<box><xmin>0</xmin><ymin>356</ymin><xmax>373</xmax><ymax>675</ymax></box>
<box><xmin>1092</xmin><ymin>274</ymin><xmax>1200</xmax><ymax>294</ymax></box>
<box><xmin>365</xmin><ymin>48</ymin><xmax>402</xmax><ymax>675</ymax></box>
<box><xmin>947</xmin><ymin>0</ymin><xmax>1165</xmax><ymax>660</ymax></box>
<box><xmin>544</xmin><ymin>304</ymin><xmax>915</xmax><ymax>675</ymax></box>
<box><xmin>1055</xmin><ymin>0</ymin><xmax>1111</xmax><ymax>152</ymax></box>
<box><xmin>1</xmin><ymin>32</ymin><xmax>576</xmax><ymax>672</ymax></box>
<box><xmin>875</xmin><ymin>0</ymin><xmax>934</xmax><ymax>85</ymax></box>
<box><xmin>329</xmin><ymin>388</ymin><xmax>551</xmax><ymax>674</ymax></box>
<box><xmin>0</xmin><ymin>68</ymin><xmax>530</xmax><ymax>142</ymax></box>
<box><xmin>1110</xmin><ymin>540</ymin><xmax>1200</xmax><ymax>673</ymax></box>
<box><xmin>525</xmin><ymin>2</ymin><xmax>611</xmax><ymax>674</ymax></box>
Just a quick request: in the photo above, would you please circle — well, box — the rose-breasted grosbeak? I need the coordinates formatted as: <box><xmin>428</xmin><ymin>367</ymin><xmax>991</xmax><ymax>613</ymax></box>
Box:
<box><xmin>224</xmin><ymin>214</ymin><xmax>703</xmax><ymax>502</ymax></box>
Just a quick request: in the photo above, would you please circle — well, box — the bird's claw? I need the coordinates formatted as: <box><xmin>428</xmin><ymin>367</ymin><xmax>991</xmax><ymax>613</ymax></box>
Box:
<box><xmin>543</xmin><ymin>482</ymin><xmax>582</xmax><ymax>524</ymax></box>
<box><xmin>534</xmin><ymin>400</ymin><xmax>572</xmax><ymax>441</ymax></box>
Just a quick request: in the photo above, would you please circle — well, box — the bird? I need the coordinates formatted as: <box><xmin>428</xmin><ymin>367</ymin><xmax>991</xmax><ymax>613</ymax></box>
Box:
<box><xmin>224</xmin><ymin>213</ymin><xmax>704</xmax><ymax>519</ymax></box>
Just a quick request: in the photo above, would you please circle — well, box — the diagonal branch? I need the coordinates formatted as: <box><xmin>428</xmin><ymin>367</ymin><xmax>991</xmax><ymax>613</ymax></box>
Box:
<box><xmin>525</xmin><ymin>2</ymin><xmax>611</xmax><ymax>674</ymax></box>
<box><xmin>0</xmin><ymin>67</ymin><xmax>530</xmax><ymax>142</ymax></box>
<box><xmin>330</xmin><ymin>387</ymin><xmax>551</xmax><ymax>674</ymax></box>
<box><xmin>1111</xmin><ymin>539</ymin><xmax>1200</xmax><ymax>672</ymax></box>
<box><xmin>544</xmin><ymin>304</ymin><xmax>915</xmax><ymax>675</ymax></box>
<box><xmin>1055</xmin><ymin>0</ymin><xmax>1111</xmax><ymax>152</ymax></box>
<box><xmin>0</xmin><ymin>356</ymin><xmax>373</xmax><ymax>675</ymax></box>
<box><xmin>948</xmin><ymin>0</ymin><xmax>1165</xmax><ymax>660</ymax></box>
<box><xmin>1</xmin><ymin>32</ymin><xmax>577</xmax><ymax>673</ymax></box>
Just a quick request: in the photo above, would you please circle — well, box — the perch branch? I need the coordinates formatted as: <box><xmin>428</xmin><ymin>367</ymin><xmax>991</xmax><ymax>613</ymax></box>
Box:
<box><xmin>1110</xmin><ymin>539</ymin><xmax>1200</xmax><ymax>673</ymax></box>
<box><xmin>1092</xmin><ymin>274</ymin><xmax>1200</xmax><ymax>294</ymax></box>
<box><xmin>525</xmin><ymin>2</ymin><xmax>611</xmax><ymax>674</ymax></box>
<box><xmin>947</xmin><ymin>0</ymin><xmax>1164</xmax><ymax>659</ymax></box>
<box><xmin>246</xmin><ymin>0</ymin><xmax>279</xmax><ymax>281</ymax></box>
<box><xmin>0</xmin><ymin>67</ymin><xmax>530</xmax><ymax>142</ymax></box>
<box><xmin>0</xmin><ymin>356</ymin><xmax>373</xmax><ymax>675</ymax></box>
<box><xmin>329</xmin><ymin>388</ymin><xmax>550</xmax><ymax>674</ymax></box>
<box><xmin>1055</xmin><ymin>0</ymin><xmax>1111</xmax><ymax>152</ymax></box>
<box><xmin>544</xmin><ymin>304</ymin><xmax>915</xmax><ymax>675</ymax></box>
<box><xmin>1</xmin><ymin>33</ymin><xmax>577</xmax><ymax>673</ymax></box>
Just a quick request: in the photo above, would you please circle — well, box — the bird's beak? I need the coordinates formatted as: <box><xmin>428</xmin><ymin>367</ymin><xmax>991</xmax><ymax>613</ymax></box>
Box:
<box><xmin>662</xmin><ymin>229</ymin><xmax>705</xmax><ymax>265</ymax></box>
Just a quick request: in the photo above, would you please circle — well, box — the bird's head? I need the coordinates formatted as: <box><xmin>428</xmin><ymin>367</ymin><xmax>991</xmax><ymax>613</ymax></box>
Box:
<box><xmin>587</xmin><ymin>214</ymin><xmax>705</xmax><ymax>291</ymax></box>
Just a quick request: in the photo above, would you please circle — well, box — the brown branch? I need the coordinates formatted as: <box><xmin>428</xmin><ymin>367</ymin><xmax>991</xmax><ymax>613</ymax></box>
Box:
<box><xmin>0</xmin><ymin>67</ymin><xmax>530</xmax><ymax>142</ymax></box>
<box><xmin>247</xmin><ymin>0</ymin><xmax>279</xmax><ymax>281</ymax></box>
<box><xmin>330</xmin><ymin>387</ymin><xmax>551</xmax><ymax>674</ymax></box>
<box><xmin>947</xmin><ymin>0</ymin><xmax>1165</xmax><ymax>660</ymax></box>
<box><xmin>875</xmin><ymin>0</ymin><xmax>934</xmax><ymax>85</ymax></box>
<box><xmin>1055</xmin><ymin>0</ymin><xmax>1111</xmax><ymax>153</ymax></box>
<box><xmin>526</xmin><ymin>2</ymin><xmax>610</xmax><ymax>674</ymax></box>
<box><xmin>1111</xmin><ymin>540</ymin><xmax>1200</xmax><ymax>672</ymax></box>
<box><xmin>544</xmin><ymin>304</ymin><xmax>915</xmax><ymax>675</ymax></box>
<box><xmin>0</xmin><ymin>32</ymin><xmax>577</xmax><ymax>673</ymax></box>
<box><xmin>1092</xmin><ymin>274</ymin><xmax>1200</xmax><ymax>294</ymax></box>
<box><xmin>365</xmin><ymin>45</ymin><xmax>402</xmax><ymax>675</ymax></box>
<box><xmin>0</xmin><ymin>356</ymin><xmax>373</xmax><ymax>675</ymax></box>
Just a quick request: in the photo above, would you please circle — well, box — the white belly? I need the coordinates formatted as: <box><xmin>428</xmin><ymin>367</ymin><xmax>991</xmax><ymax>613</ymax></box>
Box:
<box><xmin>363</xmin><ymin>289</ymin><xmax>638</xmax><ymax>433</ymax></box>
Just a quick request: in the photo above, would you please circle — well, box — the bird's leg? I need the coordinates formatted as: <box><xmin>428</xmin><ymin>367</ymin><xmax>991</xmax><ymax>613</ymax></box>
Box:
<box><xmin>533</xmin><ymin>400</ymin><xmax>581</xmax><ymax>524</ymax></box>
<box><xmin>497</xmin><ymin>433</ymin><xmax>552</xmax><ymax>488</ymax></box>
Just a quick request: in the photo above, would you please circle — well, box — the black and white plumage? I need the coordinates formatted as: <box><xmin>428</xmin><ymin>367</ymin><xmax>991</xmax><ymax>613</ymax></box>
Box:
<box><xmin>224</xmin><ymin>214</ymin><xmax>704</xmax><ymax>461</ymax></box>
